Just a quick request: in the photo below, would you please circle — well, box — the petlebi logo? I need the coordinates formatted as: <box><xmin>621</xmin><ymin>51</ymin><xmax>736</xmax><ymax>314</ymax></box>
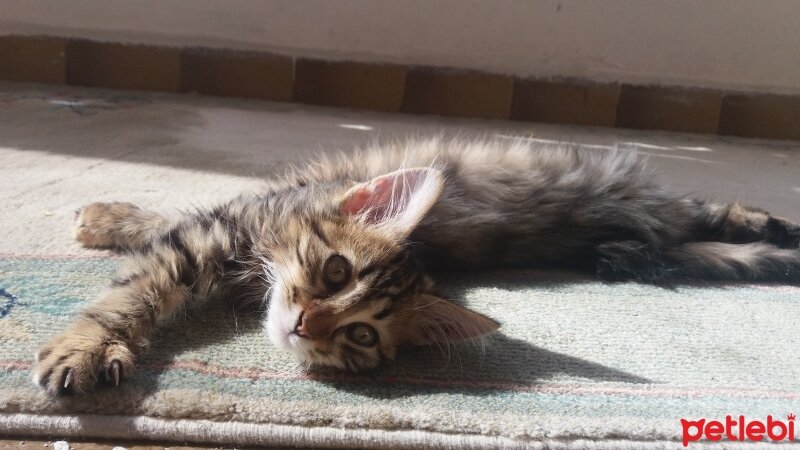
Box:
<box><xmin>681</xmin><ymin>414</ymin><xmax>796</xmax><ymax>447</ymax></box>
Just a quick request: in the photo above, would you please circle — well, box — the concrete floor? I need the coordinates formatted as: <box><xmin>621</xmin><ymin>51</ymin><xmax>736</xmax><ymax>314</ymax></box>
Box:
<box><xmin>0</xmin><ymin>82</ymin><xmax>798</xmax><ymax>258</ymax></box>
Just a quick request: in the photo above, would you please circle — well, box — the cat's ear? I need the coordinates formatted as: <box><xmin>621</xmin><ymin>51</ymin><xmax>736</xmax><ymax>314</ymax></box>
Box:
<box><xmin>340</xmin><ymin>168</ymin><xmax>443</xmax><ymax>237</ymax></box>
<box><xmin>400</xmin><ymin>295</ymin><xmax>500</xmax><ymax>346</ymax></box>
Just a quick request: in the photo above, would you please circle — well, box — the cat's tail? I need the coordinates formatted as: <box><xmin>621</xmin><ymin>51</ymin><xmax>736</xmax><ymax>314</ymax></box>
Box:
<box><xmin>664</xmin><ymin>242</ymin><xmax>800</xmax><ymax>283</ymax></box>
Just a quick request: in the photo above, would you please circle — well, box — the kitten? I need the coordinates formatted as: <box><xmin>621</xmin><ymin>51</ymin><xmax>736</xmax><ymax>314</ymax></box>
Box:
<box><xmin>33</xmin><ymin>138</ymin><xmax>800</xmax><ymax>395</ymax></box>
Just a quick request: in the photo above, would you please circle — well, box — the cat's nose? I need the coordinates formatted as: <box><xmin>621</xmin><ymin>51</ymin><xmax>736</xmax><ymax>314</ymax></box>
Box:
<box><xmin>296</xmin><ymin>309</ymin><xmax>336</xmax><ymax>340</ymax></box>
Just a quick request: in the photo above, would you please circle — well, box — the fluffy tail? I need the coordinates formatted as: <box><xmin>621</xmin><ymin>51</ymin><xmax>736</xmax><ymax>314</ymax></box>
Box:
<box><xmin>665</xmin><ymin>242</ymin><xmax>800</xmax><ymax>283</ymax></box>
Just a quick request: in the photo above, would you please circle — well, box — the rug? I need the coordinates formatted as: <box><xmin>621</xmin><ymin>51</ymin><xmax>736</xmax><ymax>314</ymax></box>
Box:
<box><xmin>1</xmin><ymin>83</ymin><xmax>799</xmax><ymax>449</ymax></box>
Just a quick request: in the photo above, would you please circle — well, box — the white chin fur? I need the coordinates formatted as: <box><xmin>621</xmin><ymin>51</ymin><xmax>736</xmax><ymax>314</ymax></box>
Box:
<box><xmin>264</xmin><ymin>282</ymin><xmax>321</xmax><ymax>365</ymax></box>
<box><xmin>264</xmin><ymin>286</ymin><xmax>299</xmax><ymax>351</ymax></box>
<box><xmin>264</xmin><ymin>284</ymin><xmax>337</xmax><ymax>367</ymax></box>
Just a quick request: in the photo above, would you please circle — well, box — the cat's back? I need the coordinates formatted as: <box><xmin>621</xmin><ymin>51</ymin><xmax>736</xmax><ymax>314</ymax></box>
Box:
<box><xmin>293</xmin><ymin>136</ymin><xmax>648</xmax><ymax>191</ymax></box>
<box><xmin>280</xmin><ymin>137</ymin><xmax>672</xmax><ymax>267</ymax></box>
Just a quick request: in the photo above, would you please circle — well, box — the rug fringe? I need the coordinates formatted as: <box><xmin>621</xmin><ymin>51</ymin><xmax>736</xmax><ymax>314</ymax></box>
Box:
<box><xmin>0</xmin><ymin>413</ymin><xmax>789</xmax><ymax>450</ymax></box>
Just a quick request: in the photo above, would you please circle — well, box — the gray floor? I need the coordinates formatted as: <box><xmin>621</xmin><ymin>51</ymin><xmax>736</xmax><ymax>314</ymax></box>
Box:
<box><xmin>0</xmin><ymin>82</ymin><xmax>798</xmax><ymax>256</ymax></box>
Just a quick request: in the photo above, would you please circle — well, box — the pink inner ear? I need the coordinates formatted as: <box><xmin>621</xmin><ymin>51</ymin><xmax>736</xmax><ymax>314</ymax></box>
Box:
<box><xmin>340</xmin><ymin>187</ymin><xmax>374</xmax><ymax>216</ymax></box>
<box><xmin>340</xmin><ymin>181</ymin><xmax>391</xmax><ymax>223</ymax></box>
<box><xmin>340</xmin><ymin>170</ymin><xmax>425</xmax><ymax>224</ymax></box>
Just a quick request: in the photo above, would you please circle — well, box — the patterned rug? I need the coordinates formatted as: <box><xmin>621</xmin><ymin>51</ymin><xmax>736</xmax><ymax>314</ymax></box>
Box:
<box><xmin>2</xmin><ymin>256</ymin><xmax>800</xmax><ymax>448</ymax></box>
<box><xmin>1</xmin><ymin>83</ymin><xmax>799</xmax><ymax>448</ymax></box>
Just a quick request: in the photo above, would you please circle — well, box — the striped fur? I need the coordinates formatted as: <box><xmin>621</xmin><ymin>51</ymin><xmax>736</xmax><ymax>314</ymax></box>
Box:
<box><xmin>33</xmin><ymin>137</ymin><xmax>800</xmax><ymax>395</ymax></box>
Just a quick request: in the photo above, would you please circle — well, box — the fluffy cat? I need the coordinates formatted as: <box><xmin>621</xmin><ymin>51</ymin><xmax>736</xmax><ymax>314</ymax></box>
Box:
<box><xmin>33</xmin><ymin>138</ymin><xmax>800</xmax><ymax>395</ymax></box>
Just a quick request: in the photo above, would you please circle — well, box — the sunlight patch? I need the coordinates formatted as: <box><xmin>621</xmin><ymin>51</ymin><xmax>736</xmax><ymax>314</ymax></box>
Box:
<box><xmin>339</xmin><ymin>124</ymin><xmax>374</xmax><ymax>131</ymax></box>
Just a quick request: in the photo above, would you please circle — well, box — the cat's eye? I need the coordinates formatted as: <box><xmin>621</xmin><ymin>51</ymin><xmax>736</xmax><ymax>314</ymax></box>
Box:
<box><xmin>323</xmin><ymin>254</ymin><xmax>351</xmax><ymax>291</ymax></box>
<box><xmin>346</xmin><ymin>323</ymin><xmax>378</xmax><ymax>347</ymax></box>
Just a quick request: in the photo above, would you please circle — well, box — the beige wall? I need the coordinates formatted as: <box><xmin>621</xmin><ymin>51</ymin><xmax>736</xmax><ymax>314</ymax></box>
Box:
<box><xmin>1</xmin><ymin>0</ymin><xmax>798</xmax><ymax>95</ymax></box>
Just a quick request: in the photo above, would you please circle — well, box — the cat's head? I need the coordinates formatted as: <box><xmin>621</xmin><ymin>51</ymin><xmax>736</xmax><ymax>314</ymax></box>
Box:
<box><xmin>264</xmin><ymin>167</ymin><xmax>499</xmax><ymax>370</ymax></box>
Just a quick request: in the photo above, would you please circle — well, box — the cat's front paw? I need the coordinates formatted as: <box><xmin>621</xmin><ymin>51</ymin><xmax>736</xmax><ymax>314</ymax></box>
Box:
<box><xmin>33</xmin><ymin>324</ymin><xmax>135</xmax><ymax>396</ymax></box>
<box><xmin>74</xmin><ymin>202</ymin><xmax>139</xmax><ymax>248</ymax></box>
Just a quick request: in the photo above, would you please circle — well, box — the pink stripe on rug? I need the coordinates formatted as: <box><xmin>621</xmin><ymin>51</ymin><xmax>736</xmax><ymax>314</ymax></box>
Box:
<box><xmin>0</xmin><ymin>252</ymin><xmax>118</xmax><ymax>260</ymax></box>
<box><xmin>5</xmin><ymin>360</ymin><xmax>798</xmax><ymax>400</ymax></box>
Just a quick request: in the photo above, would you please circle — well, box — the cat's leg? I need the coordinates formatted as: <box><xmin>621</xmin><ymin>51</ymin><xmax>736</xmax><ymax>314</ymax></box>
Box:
<box><xmin>594</xmin><ymin>239</ymin><xmax>800</xmax><ymax>284</ymax></box>
<box><xmin>594</xmin><ymin>240</ymin><xmax>670</xmax><ymax>282</ymax></box>
<box><xmin>705</xmin><ymin>203</ymin><xmax>800</xmax><ymax>249</ymax></box>
<box><xmin>34</xmin><ymin>219</ymin><xmax>235</xmax><ymax>395</ymax></box>
<box><xmin>75</xmin><ymin>202</ymin><xmax>170</xmax><ymax>250</ymax></box>
<box><xmin>664</xmin><ymin>242</ymin><xmax>800</xmax><ymax>283</ymax></box>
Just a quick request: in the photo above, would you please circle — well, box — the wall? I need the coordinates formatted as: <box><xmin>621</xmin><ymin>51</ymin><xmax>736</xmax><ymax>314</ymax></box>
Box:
<box><xmin>1</xmin><ymin>0</ymin><xmax>798</xmax><ymax>95</ymax></box>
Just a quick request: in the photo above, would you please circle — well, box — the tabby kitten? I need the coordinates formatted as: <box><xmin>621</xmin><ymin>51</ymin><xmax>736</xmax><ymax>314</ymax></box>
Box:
<box><xmin>33</xmin><ymin>138</ymin><xmax>800</xmax><ymax>395</ymax></box>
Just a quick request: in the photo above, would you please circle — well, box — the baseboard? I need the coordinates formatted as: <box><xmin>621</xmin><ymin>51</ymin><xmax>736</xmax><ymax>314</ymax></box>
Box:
<box><xmin>2</xmin><ymin>35</ymin><xmax>798</xmax><ymax>141</ymax></box>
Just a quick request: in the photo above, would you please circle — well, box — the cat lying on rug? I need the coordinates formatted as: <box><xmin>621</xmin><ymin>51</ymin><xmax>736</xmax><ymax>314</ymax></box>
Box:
<box><xmin>32</xmin><ymin>138</ymin><xmax>800</xmax><ymax>396</ymax></box>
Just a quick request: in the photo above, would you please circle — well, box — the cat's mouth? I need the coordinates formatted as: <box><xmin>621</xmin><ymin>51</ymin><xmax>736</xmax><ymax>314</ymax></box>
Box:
<box><xmin>285</xmin><ymin>312</ymin><xmax>309</xmax><ymax>347</ymax></box>
<box><xmin>273</xmin><ymin>310</ymin><xmax>320</xmax><ymax>354</ymax></box>
<box><xmin>265</xmin><ymin>289</ymin><xmax>307</xmax><ymax>350</ymax></box>
<box><xmin>264</xmin><ymin>287</ymin><xmax>350</xmax><ymax>369</ymax></box>
<box><xmin>291</xmin><ymin>311</ymin><xmax>308</xmax><ymax>339</ymax></box>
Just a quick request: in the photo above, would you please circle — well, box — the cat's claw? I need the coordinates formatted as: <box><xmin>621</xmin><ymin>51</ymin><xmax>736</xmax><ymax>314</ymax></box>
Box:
<box><xmin>33</xmin><ymin>334</ymin><xmax>134</xmax><ymax>396</ymax></box>
<box><xmin>101</xmin><ymin>360</ymin><xmax>121</xmax><ymax>386</ymax></box>
<box><xmin>99</xmin><ymin>359</ymin><xmax>124</xmax><ymax>387</ymax></box>
<box><xmin>110</xmin><ymin>360</ymin><xmax>120</xmax><ymax>386</ymax></box>
<box><xmin>63</xmin><ymin>369</ymin><xmax>74</xmax><ymax>389</ymax></box>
